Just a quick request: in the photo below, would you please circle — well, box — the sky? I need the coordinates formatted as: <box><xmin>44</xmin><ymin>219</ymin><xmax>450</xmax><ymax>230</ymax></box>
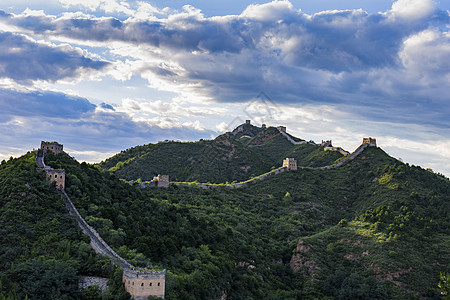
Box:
<box><xmin>0</xmin><ymin>0</ymin><xmax>449</xmax><ymax>177</ymax></box>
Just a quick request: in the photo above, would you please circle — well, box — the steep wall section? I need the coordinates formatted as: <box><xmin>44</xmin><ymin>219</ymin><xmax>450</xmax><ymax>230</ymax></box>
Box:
<box><xmin>61</xmin><ymin>191</ymin><xmax>133</xmax><ymax>268</ymax></box>
<box><xmin>312</xmin><ymin>143</ymin><xmax>368</xmax><ymax>170</ymax></box>
<box><xmin>280</xmin><ymin>131</ymin><xmax>307</xmax><ymax>145</ymax></box>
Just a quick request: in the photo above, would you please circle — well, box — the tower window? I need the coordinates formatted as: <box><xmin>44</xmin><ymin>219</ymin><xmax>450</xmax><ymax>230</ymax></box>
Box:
<box><xmin>150</xmin><ymin>283</ymin><xmax>152</xmax><ymax>286</ymax></box>
<box><xmin>158</xmin><ymin>282</ymin><xmax>160</xmax><ymax>286</ymax></box>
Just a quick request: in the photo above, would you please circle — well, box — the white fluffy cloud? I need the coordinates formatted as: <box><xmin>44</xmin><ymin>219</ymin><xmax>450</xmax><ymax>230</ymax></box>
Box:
<box><xmin>390</xmin><ymin>0</ymin><xmax>437</xmax><ymax>20</ymax></box>
<box><xmin>58</xmin><ymin>0</ymin><xmax>134</xmax><ymax>15</ymax></box>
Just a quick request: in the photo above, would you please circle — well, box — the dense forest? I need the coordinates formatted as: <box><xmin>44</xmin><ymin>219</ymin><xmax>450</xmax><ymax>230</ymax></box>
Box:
<box><xmin>1</xmin><ymin>139</ymin><xmax>449</xmax><ymax>299</ymax></box>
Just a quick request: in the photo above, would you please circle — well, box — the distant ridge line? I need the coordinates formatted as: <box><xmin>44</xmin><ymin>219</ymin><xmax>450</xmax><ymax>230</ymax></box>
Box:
<box><xmin>167</xmin><ymin>142</ymin><xmax>371</xmax><ymax>190</ymax></box>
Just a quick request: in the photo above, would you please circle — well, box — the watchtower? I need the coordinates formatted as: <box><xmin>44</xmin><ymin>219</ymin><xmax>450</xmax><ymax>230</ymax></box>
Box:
<box><xmin>153</xmin><ymin>175</ymin><xmax>170</xmax><ymax>188</ymax></box>
<box><xmin>122</xmin><ymin>269</ymin><xmax>166</xmax><ymax>299</ymax></box>
<box><xmin>362</xmin><ymin>137</ymin><xmax>377</xmax><ymax>147</ymax></box>
<box><xmin>261</xmin><ymin>124</ymin><xmax>266</xmax><ymax>129</ymax></box>
<box><xmin>320</xmin><ymin>140</ymin><xmax>332</xmax><ymax>147</ymax></box>
<box><xmin>41</xmin><ymin>141</ymin><xmax>64</xmax><ymax>154</ymax></box>
<box><xmin>46</xmin><ymin>169</ymin><xmax>65</xmax><ymax>190</ymax></box>
<box><xmin>277</xmin><ymin>126</ymin><xmax>286</xmax><ymax>133</ymax></box>
<box><xmin>245</xmin><ymin>120</ymin><xmax>251</xmax><ymax>124</ymax></box>
<box><xmin>283</xmin><ymin>158</ymin><xmax>297</xmax><ymax>171</ymax></box>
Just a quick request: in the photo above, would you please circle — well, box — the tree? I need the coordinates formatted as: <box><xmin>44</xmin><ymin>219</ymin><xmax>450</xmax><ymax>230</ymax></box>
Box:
<box><xmin>438</xmin><ymin>272</ymin><xmax>450</xmax><ymax>300</ymax></box>
<box><xmin>6</xmin><ymin>259</ymin><xmax>79</xmax><ymax>299</ymax></box>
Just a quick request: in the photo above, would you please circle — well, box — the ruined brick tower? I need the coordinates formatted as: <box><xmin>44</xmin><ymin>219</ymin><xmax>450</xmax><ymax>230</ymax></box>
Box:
<box><xmin>41</xmin><ymin>141</ymin><xmax>64</xmax><ymax>154</ymax></box>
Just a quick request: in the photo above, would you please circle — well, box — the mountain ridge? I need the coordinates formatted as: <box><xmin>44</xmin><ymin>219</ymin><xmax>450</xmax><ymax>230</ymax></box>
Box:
<box><xmin>98</xmin><ymin>122</ymin><xmax>347</xmax><ymax>183</ymax></box>
<box><xmin>0</xmin><ymin>131</ymin><xmax>449</xmax><ymax>299</ymax></box>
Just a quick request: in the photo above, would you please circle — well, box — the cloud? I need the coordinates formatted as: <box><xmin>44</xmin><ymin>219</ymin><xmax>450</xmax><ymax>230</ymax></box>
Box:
<box><xmin>1</xmin><ymin>0</ymin><xmax>446</xmax><ymax>128</ymax></box>
<box><xmin>0</xmin><ymin>0</ymin><xmax>449</xmax><ymax>175</ymax></box>
<box><xmin>0</xmin><ymin>87</ymin><xmax>214</xmax><ymax>162</ymax></box>
<box><xmin>0</xmin><ymin>89</ymin><xmax>95</xmax><ymax>121</ymax></box>
<box><xmin>58</xmin><ymin>0</ymin><xmax>134</xmax><ymax>15</ymax></box>
<box><xmin>390</xmin><ymin>0</ymin><xmax>437</xmax><ymax>20</ymax></box>
<box><xmin>0</xmin><ymin>31</ymin><xmax>109</xmax><ymax>83</ymax></box>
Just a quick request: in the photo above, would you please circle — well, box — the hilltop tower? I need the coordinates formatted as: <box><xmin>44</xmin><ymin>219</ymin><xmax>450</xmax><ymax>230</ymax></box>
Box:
<box><xmin>123</xmin><ymin>269</ymin><xmax>166</xmax><ymax>299</ymax></box>
<box><xmin>41</xmin><ymin>141</ymin><xmax>64</xmax><ymax>154</ymax></box>
<box><xmin>362</xmin><ymin>137</ymin><xmax>377</xmax><ymax>147</ymax></box>
<box><xmin>277</xmin><ymin>126</ymin><xmax>286</xmax><ymax>133</ymax></box>
<box><xmin>261</xmin><ymin>124</ymin><xmax>266</xmax><ymax>129</ymax></box>
<box><xmin>283</xmin><ymin>158</ymin><xmax>297</xmax><ymax>171</ymax></box>
<box><xmin>320</xmin><ymin>140</ymin><xmax>332</xmax><ymax>147</ymax></box>
<box><xmin>246</xmin><ymin>120</ymin><xmax>251</xmax><ymax>124</ymax></box>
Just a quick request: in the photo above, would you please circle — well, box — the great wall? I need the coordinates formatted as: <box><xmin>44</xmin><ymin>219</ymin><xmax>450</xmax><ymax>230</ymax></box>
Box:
<box><xmin>35</xmin><ymin>130</ymin><xmax>376</xmax><ymax>298</ymax></box>
<box><xmin>36</xmin><ymin>142</ymin><xmax>166</xmax><ymax>299</ymax></box>
<box><xmin>166</xmin><ymin>136</ymin><xmax>377</xmax><ymax>189</ymax></box>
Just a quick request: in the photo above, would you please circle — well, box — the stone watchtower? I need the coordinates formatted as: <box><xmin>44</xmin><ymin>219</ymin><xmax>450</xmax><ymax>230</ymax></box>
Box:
<box><xmin>283</xmin><ymin>158</ymin><xmax>297</xmax><ymax>170</ymax></box>
<box><xmin>123</xmin><ymin>269</ymin><xmax>166</xmax><ymax>299</ymax></box>
<box><xmin>277</xmin><ymin>126</ymin><xmax>286</xmax><ymax>133</ymax></box>
<box><xmin>41</xmin><ymin>141</ymin><xmax>64</xmax><ymax>154</ymax></box>
<box><xmin>46</xmin><ymin>169</ymin><xmax>66</xmax><ymax>190</ymax></box>
<box><xmin>362</xmin><ymin>137</ymin><xmax>377</xmax><ymax>147</ymax></box>
<box><xmin>153</xmin><ymin>175</ymin><xmax>170</xmax><ymax>188</ymax></box>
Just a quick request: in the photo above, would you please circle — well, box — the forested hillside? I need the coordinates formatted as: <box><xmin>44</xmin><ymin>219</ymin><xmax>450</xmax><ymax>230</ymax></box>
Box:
<box><xmin>0</xmin><ymin>153</ymin><xmax>129</xmax><ymax>299</ymax></box>
<box><xmin>1</xmin><ymin>144</ymin><xmax>449</xmax><ymax>299</ymax></box>
<box><xmin>98</xmin><ymin>125</ymin><xmax>342</xmax><ymax>183</ymax></box>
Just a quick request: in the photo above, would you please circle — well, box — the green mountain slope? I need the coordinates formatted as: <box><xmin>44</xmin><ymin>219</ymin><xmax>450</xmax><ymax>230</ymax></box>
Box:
<box><xmin>1</xmin><ymin>144</ymin><xmax>448</xmax><ymax>299</ymax></box>
<box><xmin>99</xmin><ymin>134</ymin><xmax>274</xmax><ymax>183</ymax></box>
<box><xmin>99</xmin><ymin>124</ymin><xmax>343</xmax><ymax>182</ymax></box>
<box><xmin>0</xmin><ymin>153</ymin><xmax>129</xmax><ymax>299</ymax></box>
<box><xmin>247</xmin><ymin>127</ymin><xmax>342</xmax><ymax>167</ymax></box>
